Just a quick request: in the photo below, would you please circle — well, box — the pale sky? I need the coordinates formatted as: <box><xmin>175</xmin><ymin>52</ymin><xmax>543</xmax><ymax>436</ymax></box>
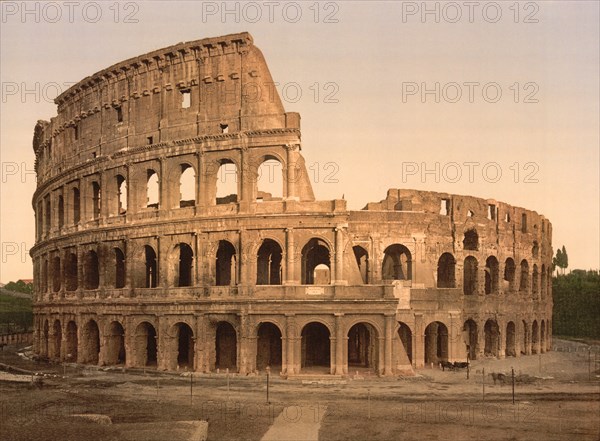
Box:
<box><xmin>1</xmin><ymin>1</ymin><xmax>598</xmax><ymax>282</ymax></box>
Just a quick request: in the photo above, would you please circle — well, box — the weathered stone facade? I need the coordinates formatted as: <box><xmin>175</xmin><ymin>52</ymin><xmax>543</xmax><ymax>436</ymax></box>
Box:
<box><xmin>30</xmin><ymin>32</ymin><xmax>553</xmax><ymax>376</ymax></box>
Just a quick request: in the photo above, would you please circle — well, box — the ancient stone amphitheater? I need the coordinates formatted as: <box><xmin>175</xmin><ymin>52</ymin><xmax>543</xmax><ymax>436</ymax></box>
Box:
<box><xmin>31</xmin><ymin>32</ymin><xmax>553</xmax><ymax>376</ymax></box>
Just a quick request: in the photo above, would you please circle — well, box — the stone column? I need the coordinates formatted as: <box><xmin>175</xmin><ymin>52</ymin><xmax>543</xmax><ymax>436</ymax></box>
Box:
<box><xmin>334</xmin><ymin>227</ymin><xmax>346</xmax><ymax>285</ymax></box>
<box><xmin>285</xmin><ymin>314</ymin><xmax>296</xmax><ymax>375</ymax></box>
<box><xmin>285</xmin><ymin>144</ymin><xmax>299</xmax><ymax>200</ymax></box>
<box><xmin>384</xmin><ymin>314</ymin><xmax>394</xmax><ymax>375</ymax></box>
<box><xmin>238</xmin><ymin>314</ymin><xmax>250</xmax><ymax>375</ymax></box>
<box><xmin>334</xmin><ymin>314</ymin><xmax>345</xmax><ymax>375</ymax></box>
<box><xmin>284</xmin><ymin>228</ymin><xmax>295</xmax><ymax>284</ymax></box>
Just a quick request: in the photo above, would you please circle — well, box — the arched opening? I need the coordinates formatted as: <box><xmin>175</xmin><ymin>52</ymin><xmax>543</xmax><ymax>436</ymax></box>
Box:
<box><xmin>485</xmin><ymin>256</ymin><xmax>499</xmax><ymax>295</ymax></box>
<box><xmin>540</xmin><ymin>320</ymin><xmax>546</xmax><ymax>353</ymax></box>
<box><xmin>256</xmin><ymin>239</ymin><xmax>283</xmax><ymax>285</ymax></box>
<box><xmin>84</xmin><ymin>250</ymin><xmax>100</xmax><ymax>290</ymax></box>
<box><xmin>114</xmin><ymin>248</ymin><xmax>126</xmax><ymax>288</ymax></box>
<box><xmin>216</xmin><ymin>240</ymin><xmax>237</xmax><ymax>286</ymax></box>
<box><xmin>424</xmin><ymin>322</ymin><xmax>448</xmax><ymax>365</ymax></box>
<box><xmin>301</xmin><ymin>322</ymin><xmax>331</xmax><ymax>372</ymax></box>
<box><xmin>437</xmin><ymin>253</ymin><xmax>456</xmax><ymax>288</ymax></box>
<box><xmin>58</xmin><ymin>195</ymin><xmax>64</xmax><ymax>228</ymax></box>
<box><xmin>92</xmin><ymin>181</ymin><xmax>101</xmax><ymax>219</ymax></box>
<box><xmin>177</xmin><ymin>243</ymin><xmax>194</xmax><ymax>287</ymax></box>
<box><xmin>541</xmin><ymin>265</ymin><xmax>547</xmax><ymax>299</ymax></box>
<box><xmin>42</xmin><ymin>320</ymin><xmax>49</xmax><ymax>358</ymax></box>
<box><xmin>504</xmin><ymin>258</ymin><xmax>516</xmax><ymax>292</ymax></box>
<box><xmin>216</xmin><ymin>160</ymin><xmax>238</xmax><ymax>204</ymax></box>
<box><xmin>506</xmin><ymin>321</ymin><xmax>516</xmax><ymax>357</ymax></box>
<box><xmin>175</xmin><ymin>323</ymin><xmax>194</xmax><ymax>370</ymax></box>
<box><xmin>353</xmin><ymin>246</ymin><xmax>369</xmax><ymax>284</ymax></box>
<box><xmin>117</xmin><ymin>175</ymin><xmax>127</xmax><ymax>214</ymax></box>
<box><xmin>73</xmin><ymin>187</ymin><xmax>80</xmax><ymax>224</ymax></box>
<box><xmin>134</xmin><ymin>322</ymin><xmax>157</xmax><ymax>367</ymax></box>
<box><xmin>532</xmin><ymin>320</ymin><xmax>539</xmax><ymax>354</ymax></box>
<box><xmin>532</xmin><ymin>264</ymin><xmax>539</xmax><ymax>298</ymax></box>
<box><xmin>65</xmin><ymin>252</ymin><xmax>78</xmax><ymax>291</ymax></box>
<box><xmin>179</xmin><ymin>165</ymin><xmax>196</xmax><ymax>207</ymax></box>
<box><xmin>51</xmin><ymin>319</ymin><xmax>61</xmax><ymax>359</ymax></box>
<box><xmin>42</xmin><ymin>259</ymin><xmax>49</xmax><ymax>293</ymax></box>
<box><xmin>463</xmin><ymin>229</ymin><xmax>479</xmax><ymax>251</ymax></box>
<box><xmin>521</xmin><ymin>320</ymin><xmax>529</xmax><ymax>355</ymax></box>
<box><xmin>397</xmin><ymin>322</ymin><xmax>413</xmax><ymax>363</ymax></box>
<box><xmin>348</xmin><ymin>323</ymin><xmax>378</xmax><ymax>371</ymax></box>
<box><xmin>382</xmin><ymin>244</ymin><xmax>412</xmax><ymax>280</ymax></box>
<box><xmin>301</xmin><ymin>238</ymin><xmax>331</xmax><ymax>285</ymax></box>
<box><xmin>484</xmin><ymin>320</ymin><xmax>500</xmax><ymax>357</ymax></box>
<box><xmin>145</xmin><ymin>245</ymin><xmax>158</xmax><ymax>288</ymax></box>
<box><xmin>256</xmin><ymin>323</ymin><xmax>282</xmax><ymax>371</ymax></box>
<box><xmin>82</xmin><ymin>320</ymin><xmax>100</xmax><ymax>365</ymax></box>
<box><xmin>463</xmin><ymin>256</ymin><xmax>478</xmax><ymax>295</ymax></box>
<box><xmin>463</xmin><ymin>319</ymin><xmax>478</xmax><ymax>360</ymax></box>
<box><xmin>519</xmin><ymin>260</ymin><xmax>529</xmax><ymax>293</ymax></box>
<box><xmin>65</xmin><ymin>321</ymin><xmax>77</xmax><ymax>361</ymax></box>
<box><xmin>215</xmin><ymin>322</ymin><xmax>237</xmax><ymax>370</ymax></box>
<box><xmin>106</xmin><ymin>321</ymin><xmax>126</xmax><ymax>365</ymax></box>
<box><xmin>532</xmin><ymin>241</ymin><xmax>539</xmax><ymax>258</ymax></box>
<box><xmin>256</xmin><ymin>158</ymin><xmax>284</xmax><ymax>201</ymax></box>
<box><xmin>146</xmin><ymin>170</ymin><xmax>159</xmax><ymax>209</ymax></box>
<box><xmin>51</xmin><ymin>256</ymin><xmax>61</xmax><ymax>292</ymax></box>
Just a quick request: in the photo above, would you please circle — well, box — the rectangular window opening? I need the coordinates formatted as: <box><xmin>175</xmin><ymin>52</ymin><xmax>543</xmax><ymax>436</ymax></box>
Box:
<box><xmin>116</xmin><ymin>106</ymin><xmax>123</xmax><ymax>122</ymax></box>
<box><xmin>147</xmin><ymin>136</ymin><xmax>153</xmax><ymax>145</ymax></box>
<box><xmin>488</xmin><ymin>204</ymin><xmax>496</xmax><ymax>221</ymax></box>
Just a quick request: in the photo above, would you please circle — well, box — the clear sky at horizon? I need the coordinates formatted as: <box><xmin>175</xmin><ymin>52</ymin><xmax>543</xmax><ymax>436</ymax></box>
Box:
<box><xmin>1</xmin><ymin>1</ymin><xmax>598</xmax><ymax>282</ymax></box>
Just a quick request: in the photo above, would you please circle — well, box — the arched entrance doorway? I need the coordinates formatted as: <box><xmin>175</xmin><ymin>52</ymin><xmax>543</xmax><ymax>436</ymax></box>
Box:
<box><xmin>424</xmin><ymin>321</ymin><xmax>448</xmax><ymax>365</ymax></box>
<box><xmin>347</xmin><ymin>323</ymin><xmax>378</xmax><ymax>372</ymax></box>
<box><xmin>215</xmin><ymin>322</ymin><xmax>237</xmax><ymax>371</ymax></box>
<box><xmin>256</xmin><ymin>323</ymin><xmax>282</xmax><ymax>371</ymax></box>
<box><xmin>301</xmin><ymin>322</ymin><xmax>331</xmax><ymax>373</ymax></box>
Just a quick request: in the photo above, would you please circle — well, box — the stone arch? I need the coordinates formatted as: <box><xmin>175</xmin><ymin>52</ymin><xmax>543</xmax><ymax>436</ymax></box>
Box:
<box><xmin>301</xmin><ymin>238</ymin><xmax>331</xmax><ymax>285</ymax></box>
<box><xmin>504</xmin><ymin>258</ymin><xmax>516</xmax><ymax>292</ymax></box>
<box><xmin>484</xmin><ymin>319</ymin><xmax>500</xmax><ymax>357</ymax></box>
<box><xmin>463</xmin><ymin>319</ymin><xmax>478</xmax><ymax>360</ymax></box>
<box><xmin>41</xmin><ymin>319</ymin><xmax>49</xmax><ymax>358</ymax></box>
<box><xmin>256</xmin><ymin>239</ymin><xmax>283</xmax><ymax>285</ymax></box>
<box><xmin>382</xmin><ymin>244</ymin><xmax>412</xmax><ymax>281</ymax></box>
<box><xmin>174</xmin><ymin>243</ymin><xmax>194</xmax><ymax>287</ymax></box>
<box><xmin>65</xmin><ymin>320</ymin><xmax>78</xmax><ymax>362</ymax></box>
<box><xmin>146</xmin><ymin>169</ymin><xmax>159</xmax><ymax>208</ymax></box>
<box><xmin>532</xmin><ymin>320</ymin><xmax>539</xmax><ymax>354</ymax></box>
<box><xmin>540</xmin><ymin>319</ymin><xmax>546</xmax><ymax>353</ymax></box>
<box><xmin>255</xmin><ymin>155</ymin><xmax>284</xmax><ymax>201</ymax></box>
<box><xmin>256</xmin><ymin>322</ymin><xmax>283</xmax><ymax>371</ymax></box>
<box><xmin>81</xmin><ymin>319</ymin><xmax>100</xmax><ymax>364</ymax></box>
<box><xmin>437</xmin><ymin>252</ymin><xmax>456</xmax><ymax>288</ymax></box>
<box><xmin>42</xmin><ymin>258</ymin><xmax>49</xmax><ymax>293</ymax></box>
<box><xmin>50</xmin><ymin>319</ymin><xmax>61</xmax><ymax>359</ymax></box>
<box><xmin>347</xmin><ymin>322</ymin><xmax>379</xmax><ymax>372</ymax></box>
<box><xmin>215</xmin><ymin>159</ymin><xmax>239</xmax><ymax>205</ymax></box>
<box><xmin>179</xmin><ymin>164</ymin><xmax>196</xmax><ymax>207</ymax></box>
<box><xmin>133</xmin><ymin>321</ymin><xmax>158</xmax><ymax>367</ymax></box>
<box><xmin>117</xmin><ymin>174</ymin><xmax>127</xmax><ymax>214</ymax></box>
<box><xmin>397</xmin><ymin>322</ymin><xmax>413</xmax><ymax>363</ymax></box>
<box><xmin>216</xmin><ymin>240</ymin><xmax>237</xmax><ymax>286</ymax></box>
<box><xmin>485</xmin><ymin>256</ymin><xmax>499</xmax><ymax>295</ymax></box>
<box><xmin>144</xmin><ymin>245</ymin><xmax>158</xmax><ymax>288</ymax></box>
<box><xmin>72</xmin><ymin>187</ymin><xmax>80</xmax><ymax>223</ymax></box>
<box><xmin>463</xmin><ymin>229</ymin><xmax>479</xmax><ymax>251</ymax></box>
<box><xmin>173</xmin><ymin>322</ymin><xmax>194</xmax><ymax>370</ymax></box>
<box><xmin>506</xmin><ymin>321</ymin><xmax>516</xmax><ymax>357</ymax></box>
<box><xmin>541</xmin><ymin>264</ymin><xmax>547</xmax><ymax>299</ymax></box>
<box><xmin>51</xmin><ymin>256</ymin><xmax>61</xmax><ymax>292</ymax></box>
<box><xmin>105</xmin><ymin>321</ymin><xmax>126</xmax><ymax>365</ymax></box>
<box><xmin>521</xmin><ymin>320</ymin><xmax>529</xmax><ymax>355</ymax></box>
<box><xmin>83</xmin><ymin>250</ymin><xmax>100</xmax><ymax>290</ymax></box>
<box><xmin>65</xmin><ymin>252</ymin><xmax>78</xmax><ymax>291</ymax></box>
<box><xmin>301</xmin><ymin>322</ymin><xmax>331</xmax><ymax>372</ymax></box>
<box><xmin>114</xmin><ymin>247</ymin><xmax>126</xmax><ymax>288</ymax></box>
<box><xmin>532</xmin><ymin>264</ymin><xmax>539</xmax><ymax>298</ymax></box>
<box><xmin>215</xmin><ymin>321</ymin><xmax>237</xmax><ymax>371</ymax></box>
<box><xmin>519</xmin><ymin>260</ymin><xmax>529</xmax><ymax>293</ymax></box>
<box><xmin>424</xmin><ymin>321</ymin><xmax>448</xmax><ymax>365</ymax></box>
<box><xmin>463</xmin><ymin>256</ymin><xmax>478</xmax><ymax>295</ymax></box>
<box><xmin>353</xmin><ymin>246</ymin><xmax>369</xmax><ymax>284</ymax></box>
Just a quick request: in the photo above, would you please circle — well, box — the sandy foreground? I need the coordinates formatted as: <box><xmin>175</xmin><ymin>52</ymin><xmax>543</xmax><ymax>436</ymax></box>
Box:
<box><xmin>0</xmin><ymin>338</ymin><xmax>598</xmax><ymax>441</ymax></box>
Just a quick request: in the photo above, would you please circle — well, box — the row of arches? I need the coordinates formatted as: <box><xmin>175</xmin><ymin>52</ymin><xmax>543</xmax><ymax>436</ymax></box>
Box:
<box><xmin>37</xmin><ymin>158</ymin><xmax>287</xmax><ymax>239</ymax></box>
<box><xmin>437</xmin><ymin>253</ymin><xmax>550</xmax><ymax>298</ymax></box>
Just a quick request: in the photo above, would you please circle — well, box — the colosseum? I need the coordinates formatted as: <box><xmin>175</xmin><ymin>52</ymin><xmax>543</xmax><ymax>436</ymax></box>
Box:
<box><xmin>30</xmin><ymin>32</ymin><xmax>553</xmax><ymax>376</ymax></box>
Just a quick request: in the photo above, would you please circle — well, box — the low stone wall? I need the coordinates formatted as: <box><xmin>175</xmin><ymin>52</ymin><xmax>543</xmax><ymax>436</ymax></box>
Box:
<box><xmin>0</xmin><ymin>332</ymin><xmax>33</xmax><ymax>345</ymax></box>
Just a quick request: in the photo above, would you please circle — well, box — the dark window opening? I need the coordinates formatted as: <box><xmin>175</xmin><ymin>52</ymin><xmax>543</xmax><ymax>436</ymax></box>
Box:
<box><xmin>215</xmin><ymin>322</ymin><xmax>237</xmax><ymax>370</ymax></box>
<box><xmin>437</xmin><ymin>252</ymin><xmax>456</xmax><ymax>288</ymax></box>
<box><xmin>484</xmin><ymin>256</ymin><xmax>499</xmax><ymax>295</ymax></box>
<box><xmin>424</xmin><ymin>322</ymin><xmax>448</xmax><ymax>364</ymax></box>
<box><xmin>484</xmin><ymin>320</ymin><xmax>500</xmax><ymax>357</ymax></box>
<box><xmin>116</xmin><ymin>106</ymin><xmax>123</xmax><ymax>122</ymax></box>
<box><xmin>353</xmin><ymin>246</ymin><xmax>369</xmax><ymax>284</ymax></box>
<box><xmin>51</xmin><ymin>256</ymin><xmax>61</xmax><ymax>292</ymax></box>
<box><xmin>301</xmin><ymin>323</ymin><xmax>330</xmax><ymax>369</ymax></box>
<box><xmin>504</xmin><ymin>258</ymin><xmax>516</xmax><ymax>291</ymax></box>
<box><xmin>301</xmin><ymin>238</ymin><xmax>331</xmax><ymax>284</ymax></box>
<box><xmin>147</xmin><ymin>136</ymin><xmax>153</xmax><ymax>145</ymax></box>
<box><xmin>84</xmin><ymin>250</ymin><xmax>100</xmax><ymax>290</ymax></box>
<box><xmin>348</xmin><ymin>323</ymin><xmax>378</xmax><ymax>370</ymax></box>
<box><xmin>256</xmin><ymin>323</ymin><xmax>282</xmax><ymax>371</ymax></box>
<box><xmin>176</xmin><ymin>323</ymin><xmax>194</xmax><ymax>369</ymax></box>
<box><xmin>216</xmin><ymin>240</ymin><xmax>237</xmax><ymax>286</ymax></box>
<box><xmin>145</xmin><ymin>245</ymin><xmax>158</xmax><ymax>288</ymax></box>
<box><xmin>382</xmin><ymin>244</ymin><xmax>412</xmax><ymax>281</ymax></box>
<box><xmin>65</xmin><ymin>252</ymin><xmax>78</xmax><ymax>291</ymax></box>
<box><xmin>463</xmin><ymin>229</ymin><xmax>479</xmax><ymax>251</ymax></box>
<box><xmin>92</xmin><ymin>181</ymin><xmax>101</xmax><ymax>219</ymax></box>
<box><xmin>519</xmin><ymin>259</ymin><xmax>529</xmax><ymax>293</ymax></box>
<box><xmin>488</xmin><ymin>204</ymin><xmax>496</xmax><ymax>221</ymax></box>
<box><xmin>58</xmin><ymin>196</ymin><xmax>64</xmax><ymax>228</ymax></box>
<box><xmin>256</xmin><ymin>239</ymin><xmax>283</xmax><ymax>285</ymax></box>
<box><xmin>398</xmin><ymin>322</ymin><xmax>413</xmax><ymax>363</ymax></box>
<box><xmin>521</xmin><ymin>213</ymin><xmax>528</xmax><ymax>233</ymax></box>
<box><xmin>220</xmin><ymin>123</ymin><xmax>229</xmax><ymax>134</ymax></box>
<box><xmin>463</xmin><ymin>320</ymin><xmax>478</xmax><ymax>360</ymax></box>
<box><xmin>177</xmin><ymin>243</ymin><xmax>194</xmax><ymax>287</ymax></box>
<box><xmin>532</xmin><ymin>241</ymin><xmax>539</xmax><ymax>258</ymax></box>
<box><xmin>463</xmin><ymin>256</ymin><xmax>478</xmax><ymax>295</ymax></box>
<box><xmin>115</xmin><ymin>248</ymin><xmax>126</xmax><ymax>288</ymax></box>
<box><xmin>73</xmin><ymin>188</ymin><xmax>80</xmax><ymax>224</ymax></box>
<box><xmin>74</xmin><ymin>125</ymin><xmax>79</xmax><ymax>140</ymax></box>
<box><xmin>532</xmin><ymin>264</ymin><xmax>539</xmax><ymax>298</ymax></box>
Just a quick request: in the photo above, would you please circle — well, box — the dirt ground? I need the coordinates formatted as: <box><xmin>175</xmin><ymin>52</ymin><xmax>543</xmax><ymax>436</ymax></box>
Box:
<box><xmin>0</xmin><ymin>338</ymin><xmax>598</xmax><ymax>441</ymax></box>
